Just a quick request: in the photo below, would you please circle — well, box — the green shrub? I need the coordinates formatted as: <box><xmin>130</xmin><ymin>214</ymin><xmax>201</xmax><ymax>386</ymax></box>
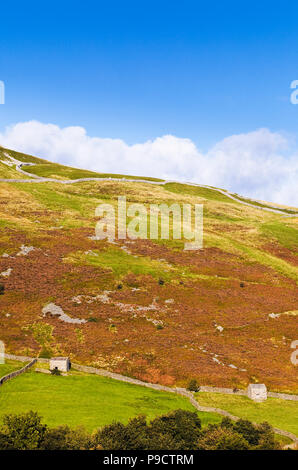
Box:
<box><xmin>40</xmin><ymin>425</ymin><xmax>70</xmax><ymax>450</ymax></box>
<box><xmin>39</xmin><ymin>348</ymin><xmax>52</xmax><ymax>359</ymax></box>
<box><xmin>220</xmin><ymin>417</ymin><xmax>234</xmax><ymax>429</ymax></box>
<box><xmin>187</xmin><ymin>379</ymin><xmax>200</xmax><ymax>392</ymax></box>
<box><xmin>0</xmin><ymin>410</ymin><xmax>281</xmax><ymax>450</ymax></box>
<box><xmin>1</xmin><ymin>411</ymin><xmax>47</xmax><ymax>450</ymax></box>
<box><xmin>95</xmin><ymin>410</ymin><xmax>201</xmax><ymax>450</ymax></box>
<box><xmin>254</xmin><ymin>422</ymin><xmax>278</xmax><ymax>450</ymax></box>
<box><xmin>93</xmin><ymin>421</ymin><xmax>131</xmax><ymax>450</ymax></box>
<box><xmin>41</xmin><ymin>425</ymin><xmax>91</xmax><ymax>450</ymax></box>
<box><xmin>0</xmin><ymin>432</ymin><xmax>13</xmax><ymax>450</ymax></box>
<box><xmin>233</xmin><ymin>419</ymin><xmax>260</xmax><ymax>446</ymax></box>
<box><xmin>148</xmin><ymin>409</ymin><xmax>201</xmax><ymax>450</ymax></box>
<box><xmin>197</xmin><ymin>426</ymin><xmax>250</xmax><ymax>450</ymax></box>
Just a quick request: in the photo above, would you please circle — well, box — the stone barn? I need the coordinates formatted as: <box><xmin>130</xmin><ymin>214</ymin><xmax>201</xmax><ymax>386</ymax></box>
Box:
<box><xmin>50</xmin><ymin>357</ymin><xmax>70</xmax><ymax>373</ymax></box>
<box><xmin>247</xmin><ymin>383</ymin><xmax>267</xmax><ymax>401</ymax></box>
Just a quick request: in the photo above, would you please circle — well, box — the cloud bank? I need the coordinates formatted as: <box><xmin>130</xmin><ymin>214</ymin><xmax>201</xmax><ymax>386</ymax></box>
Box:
<box><xmin>0</xmin><ymin>121</ymin><xmax>297</xmax><ymax>206</ymax></box>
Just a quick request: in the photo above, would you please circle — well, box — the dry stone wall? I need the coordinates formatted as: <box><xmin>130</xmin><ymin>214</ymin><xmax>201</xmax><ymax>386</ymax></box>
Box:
<box><xmin>1</xmin><ymin>354</ymin><xmax>297</xmax><ymax>444</ymax></box>
<box><xmin>0</xmin><ymin>358</ymin><xmax>37</xmax><ymax>386</ymax></box>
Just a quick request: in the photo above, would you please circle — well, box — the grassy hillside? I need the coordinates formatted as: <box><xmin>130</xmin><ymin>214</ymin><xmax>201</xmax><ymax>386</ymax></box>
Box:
<box><xmin>0</xmin><ymin>146</ymin><xmax>297</xmax><ymax>393</ymax></box>
<box><xmin>0</xmin><ymin>146</ymin><xmax>47</xmax><ymax>164</ymax></box>
<box><xmin>26</xmin><ymin>163</ymin><xmax>164</xmax><ymax>182</ymax></box>
<box><xmin>0</xmin><ymin>359</ymin><xmax>25</xmax><ymax>377</ymax></box>
<box><xmin>0</xmin><ymin>147</ymin><xmax>163</xmax><ymax>181</ymax></box>
<box><xmin>0</xmin><ymin>364</ymin><xmax>295</xmax><ymax>439</ymax></box>
<box><xmin>0</xmin><ymin>161</ymin><xmax>22</xmax><ymax>179</ymax></box>
<box><xmin>0</xmin><ymin>367</ymin><xmax>220</xmax><ymax>431</ymax></box>
<box><xmin>196</xmin><ymin>392</ymin><xmax>298</xmax><ymax>435</ymax></box>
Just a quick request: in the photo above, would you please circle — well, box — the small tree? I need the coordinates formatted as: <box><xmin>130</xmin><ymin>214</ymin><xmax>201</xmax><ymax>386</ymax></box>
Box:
<box><xmin>94</xmin><ymin>421</ymin><xmax>129</xmax><ymax>450</ymax></box>
<box><xmin>40</xmin><ymin>425</ymin><xmax>70</xmax><ymax>450</ymax></box>
<box><xmin>220</xmin><ymin>417</ymin><xmax>234</xmax><ymax>429</ymax></box>
<box><xmin>254</xmin><ymin>422</ymin><xmax>277</xmax><ymax>450</ymax></box>
<box><xmin>233</xmin><ymin>419</ymin><xmax>260</xmax><ymax>446</ymax></box>
<box><xmin>64</xmin><ymin>425</ymin><xmax>92</xmax><ymax>450</ymax></box>
<box><xmin>197</xmin><ymin>426</ymin><xmax>250</xmax><ymax>450</ymax></box>
<box><xmin>149</xmin><ymin>409</ymin><xmax>201</xmax><ymax>450</ymax></box>
<box><xmin>187</xmin><ymin>379</ymin><xmax>200</xmax><ymax>392</ymax></box>
<box><xmin>2</xmin><ymin>411</ymin><xmax>47</xmax><ymax>450</ymax></box>
<box><xmin>0</xmin><ymin>432</ymin><xmax>13</xmax><ymax>450</ymax></box>
<box><xmin>95</xmin><ymin>416</ymin><xmax>150</xmax><ymax>450</ymax></box>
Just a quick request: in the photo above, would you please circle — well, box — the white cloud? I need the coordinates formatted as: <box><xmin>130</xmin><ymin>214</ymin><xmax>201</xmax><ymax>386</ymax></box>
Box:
<box><xmin>0</xmin><ymin>121</ymin><xmax>297</xmax><ymax>206</ymax></box>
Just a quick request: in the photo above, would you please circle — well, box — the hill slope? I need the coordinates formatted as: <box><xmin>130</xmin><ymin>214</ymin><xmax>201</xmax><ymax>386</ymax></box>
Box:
<box><xmin>0</xmin><ymin>146</ymin><xmax>297</xmax><ymax>392</ymax></box>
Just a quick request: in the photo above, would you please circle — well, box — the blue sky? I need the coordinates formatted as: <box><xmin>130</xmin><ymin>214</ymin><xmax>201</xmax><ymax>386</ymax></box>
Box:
<box><xmin>0</xmin><ymin>0</ymin><xmax>298</xmax><ymax>147</ymax></box>
<box><xmin>0</xmin><ymin>1</ymin><xmax>297</xmax><ymax>205</ymax></box>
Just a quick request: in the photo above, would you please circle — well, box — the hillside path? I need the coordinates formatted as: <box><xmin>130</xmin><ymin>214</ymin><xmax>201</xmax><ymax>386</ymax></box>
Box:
<box><xmin>0</xmin><ymin>154</ymin><xmax>297</xmax><ymax>217</ymax></box>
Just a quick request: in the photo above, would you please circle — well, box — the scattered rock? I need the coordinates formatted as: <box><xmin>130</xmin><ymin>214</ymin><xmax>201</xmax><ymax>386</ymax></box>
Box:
<box><xmin>1</xmin><ymin>268</ymin><xmax>12</xmax><ymax>277</ymax></box>
<box><xmin>212</xmin><ymin>356</ymin><xmax>222</xmax><ymax>364</ymax></box>
<box><xmin>42</xmin><ymin>303</ymin><xmax>87</xmax><ymax>324</ymax></box>
<box><xmin>216</xmin><ymin>325</ymin><xmax>224</xmax><ymax>333</ymax></box>
<box><xmin>268</xmin><ymin>313</ymin><xmax>280</xmax><ymax>319</ymax></box>
<box><xmin>16</xmin><ymin>245</ymin><xmax>35</xmax><ymax>256</ymax></box>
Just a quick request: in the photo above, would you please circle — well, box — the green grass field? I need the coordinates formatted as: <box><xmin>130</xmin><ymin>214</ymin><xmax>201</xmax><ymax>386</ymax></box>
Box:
<box><xmin>0</xmin><ymin>363</ymin><xmax>297</xmax><ymax>443</ymax></box>
<box><xmin>0</xmin><ymin>360</ymin><xmax>25</xmax><ymax>377</ymax></box>
<box><xmin>231</xmin><ymin>193</ymin><xmax>298</xmax><ymax>215</ymax></box>
<box><xmin>65</xmin><ymin>246</ymin><xmax>192</xmax><ymax>281</ymax></box>
<box><xmin>0</xmin><ymin>370</ymin><xmax>221</xmax><ymax>432</ymax></box>
<box><xmin>163</xmin><ymin>182</ymin><xmax>236</xmax><ymax>203</ymax></box>
<box><xmin>196</xmin><ymin>392</ymin><xmax>298</xmax><ymax>436</ymax></box>
<box><xmin>1</xmin><ymin>148</ymin><xmax>47</xmax><ymax>164</ymax></box>
<box><xmin>21</xmin><ymin>161</ymin><xmax>164</xmax><ymax>182</ymax></box>
<box><xmin>260</xmin><ymin>221</ymin><xmax>298</xmax><ymax>249</ymax></box>
<box><xmin>0</xmin><ymin>161</ymin><xmax>22</xmax><ymax>179</ymax></box>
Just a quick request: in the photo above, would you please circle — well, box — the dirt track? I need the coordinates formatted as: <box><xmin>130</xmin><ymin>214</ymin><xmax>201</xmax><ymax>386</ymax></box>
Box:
<box><xmin>0</xmin><ymin>154</ymin><xmax>297</xmax><ymax>217</ymax></box>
